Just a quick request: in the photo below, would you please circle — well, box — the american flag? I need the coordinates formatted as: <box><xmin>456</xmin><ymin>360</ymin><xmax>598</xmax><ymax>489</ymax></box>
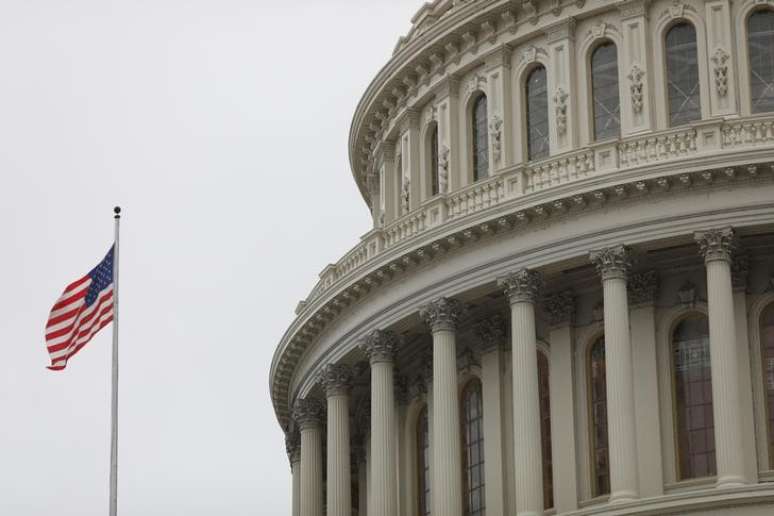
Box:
<box><xmin>45</xmin><ymin>246</ymin><xmax>115</xmax><ymax>371</ymax></box>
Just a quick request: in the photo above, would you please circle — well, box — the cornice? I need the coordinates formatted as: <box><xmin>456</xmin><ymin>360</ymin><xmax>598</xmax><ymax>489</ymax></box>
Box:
<box><xmin>270</xmin><ymin>157</ymin><xmax>774</xmax><ymax>431</ymax></box>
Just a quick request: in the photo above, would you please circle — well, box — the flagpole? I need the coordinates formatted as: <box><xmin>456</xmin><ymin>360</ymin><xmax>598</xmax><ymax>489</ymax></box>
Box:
<box><xmin>110</xmin><ymin>206</ymin><xmax>121</xmax><ymax>516</ymax></box>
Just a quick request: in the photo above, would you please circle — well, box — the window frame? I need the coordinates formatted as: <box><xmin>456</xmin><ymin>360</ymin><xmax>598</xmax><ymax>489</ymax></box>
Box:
<box><xmin>589</xmin><ymin>40</ymin><xmax>621</xmax><ymax>142</ymax></box>
<box><xmin>586</xmin><ymin>334</ymin><xmax>610</xmax><ymax>498</ymax></box>
<box><xmin>524</xmin><ymin>64</ymin><xmax>550</xmax><ymax>161</ymax></box>
<box><xmin>460</xmin><ymin>377</ymin><xmax>485</xmax><ymax>516</ymax></box>
<box><xmin>746</xmin><ymin>8</ymin><xmax>774</xmax><ymax>115</ymax></box>
<box><xmin>469</xmin><ymin>92</ymin><xmax>489</xmax><ymax>183</ymax></box>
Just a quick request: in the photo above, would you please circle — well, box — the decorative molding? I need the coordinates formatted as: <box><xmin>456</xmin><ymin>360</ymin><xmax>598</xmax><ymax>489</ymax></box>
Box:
<box><xmin>545</xmin><ymin>17</ymin><xmax>576</xmax><ymax>43</ymax></box>
<box><xmin>358</xmin><ymin>329</ymin><xmax>400</xmax><ymax>364</ymax></box>
<box><xmin>520</xmin><ymin>45</ymin><xmax>547</xmax><ymax>66</ymax></box>
<box><xmin>544</xmin><ymin>290</ymin><xmax>575</xmax><ymax>327</ymax></box>
<box><xmin>522</xmin><ymin>0</ymin><xmax>539</xmax><ymax>25</ymax></box>
<box><xmin>285</xmin><ymin>429</ymin><xmax>301</xmax><ymax>465</ymax></box>
<box><xmin>554</xmin><ymin>87</ymin><xmax>569</xmax><ymax>136</ymax></box>
<box><xmin>694</xmin><ymin>227</ymin><xmax>735</xmax><ymax>264</ymax></box>
<box><xmin>439</xmin><ymin>145</ymin><xmax>450</xmax><ymax>193</ymax></box>
<box><xmin>420</xmin><ymin>297</ymin><xmax>467</xmax><ymax>331</ymax></box>
<box><xmin>711</xmin><ymin>48</ymin><xmax>730</xmax><ymax>98</ymax></box>
<box><xmin>292</xmin><ymin>398</ymin><xmax>324</xmax><ymax>430</ymax></box>
<box><xmin>318</xmin><ymin>363</ymin><xmax>353</xmax><ymax>398</ymax></box>
<box><xmin>498</xmin><ymin>268</ymin><xmax>542</xmax><ymax>304</ymax></box>
<box><xmin>628</xmin><ymin>64</ymin><xmax>645</xmax><ymax>114</ymax></box>
<box><xmin>401</xmin><ymin>177</ymin><xmax>411</xmax><ymax>215</ymax></box>
<box><xmin>489</xmin><ymin>115</ymin><xmax>503</xmax><ymax>163</ymax></box>
<box><xmin>590</xmin><ymin>245</ymin><xmax>631</xmax><ymax>281</ymax></box>
<box><xmin>465</xmin><ymin>73</ymin><xmax>487</xmax><ymax>99</ymax></box>
<box><xmin>473</xmin><ymin>314</ymin><xmax>506</xmax><ymax>353</ymax></box>
<box><xmin>618</xmin><ymin>0</ymin><xmax>649</xmax><ymax>20</ymax></box>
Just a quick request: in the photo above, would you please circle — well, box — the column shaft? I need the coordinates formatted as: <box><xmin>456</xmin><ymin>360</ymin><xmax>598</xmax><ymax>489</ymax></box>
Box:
<box><xmin>706</xmin><ymin>259</ymin><xmax>746</xmax><ymax>486</ymax></box>
<box><xmin>432</xmin><ymin>326</ymin><xmax>463</xmax><ymax>516</ymax></box>
<box><xmin>300</xmin><ymin>425</ymin><xmax>323</xmax><ymax>516</ymax></box>
<box><xmin>371</xmin><ymin>361</ymin><xmax>397</xmax><ymax>516</ymax></box>
<box><xmin>602</xmin><ymin>276</ymin><xmax>639</xmax><ymax>502</ymax></box>
<box><xmin>327</xmin><ymin>394</ymin><xmax>352</xmax><ymax>516</ymax></box>
<box><xmin>511</xmin><ymin>300</ymin><xmax>544</xmax><ymax>515</ymax></box>
<box><xmin>291</xmin><ymin>460</ymin><xmax>301</xmax><ymax>516</ymax></box>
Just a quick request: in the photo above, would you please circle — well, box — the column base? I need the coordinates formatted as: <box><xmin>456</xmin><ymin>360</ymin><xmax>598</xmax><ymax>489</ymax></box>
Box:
<box><xmin>516</xmin><ymin>511</ymin><xmax>541</xmax><ymax>516</ymax></box>
<box><xmin>716</xmin><ymin>475</ymin><xmax>747</xmax><ymax>489</ymax></box>
<box><xmin>609</xmin><ymin>490</ymin><xmax>639</xmax><ymax>504</ymax></box>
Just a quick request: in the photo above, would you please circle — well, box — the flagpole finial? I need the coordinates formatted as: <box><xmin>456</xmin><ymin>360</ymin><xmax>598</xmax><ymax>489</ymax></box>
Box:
<box><xmin>114</xmin><ymin>206</ymin><xmax>121</xmax><ymax>219</ymax></box>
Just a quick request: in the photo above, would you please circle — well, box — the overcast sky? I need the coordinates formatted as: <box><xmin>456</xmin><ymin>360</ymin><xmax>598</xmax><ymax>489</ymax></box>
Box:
<box><xmin>0</xmin><ymin>1</ymin><xmax>420</xmax><ymax>514</ymax></box>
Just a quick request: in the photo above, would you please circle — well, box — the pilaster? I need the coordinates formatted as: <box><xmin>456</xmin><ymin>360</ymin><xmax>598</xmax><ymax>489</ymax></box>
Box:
<box><xmin>544</xmin><ymin>18</ymin><xmax>577</xmax><ymax>154</ymax></box>
<box><xmin>618</xmin><ymin>0</ymin><xmax>654</xmax><ymax>135</ymax></box>
<box><xmin>435</xmin><ymin>77</ymin><xmax>461</xmax><ymax>192</ymax></box>
<box><xmin>380</xmin><ymin>141</ymin><xmax>398</xmax><ymax>225</ymax></box>
<box><xmin>704</xmin><ymin>0</ymin><xmax>738</xmax><ymax>116</ymax></box>
<box><xmin>485</xmin><ymin>45</ymin><xmax>513</xmax><ymax>171</ymax></box>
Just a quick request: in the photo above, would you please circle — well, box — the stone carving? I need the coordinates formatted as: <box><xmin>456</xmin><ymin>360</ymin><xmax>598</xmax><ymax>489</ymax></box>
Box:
<box><xmin>489</xmin><ymin>115</ymin><xmax>503</xmax><ymax>163</ymax></box>
<box><xmin>677</xmin><ymin>281</ymin><xmax>697</xmax><ymax>306</ymax></box>
<box><xmin>590</xmin><ymin>245</ymin><xmax>631</xmax><ymax>280</ymax></box>
<box><xmin>590</xmin><ymin>22</ymin><xmax>608</xmax><ymax>39</ymax></box>
<box><xmin>520</xmin><ymin>45</ymin><xmax>547</xmax><ymax>65</ymax></box>
<box><xmin>628</xmin><ymin>64</ymin><xmax>645</xmax><ymax>114</ymax></box>
<box><xmin>554</xmin><ymin>87</ymin><xmax>569</xmax><ymax>136</ymax></box>
<box><xmin>694</xmin><ymin>227</ymin><xmax>735</xmax><ymax>263</ymax></box>
<box><xmin>551</xmin><ymin>0</ymin><xmax>562</xmax><ymax>16</ymax></box>
<box><xmin>711</xmin><ymin>48</ymin><xmax>730</xmax><ymax>98</ymax></box>
<box><xmin>466</xmin><ymin>74</ymin><xmax>487</xmax><ymax>98</ymax></box>
<box><xmin>731</xmin><ymin>252</ymin><xmax>749</xmax><ymax>291</ymax></box>
<box><xmin>523</xmin><ymin>0</ymin><xmax>539</xmax><ymax>25</ymax></box>
<box><xmin>628</xmin><ymin>270</ymin><xmax>658</xmax><ymax>306</ymax></box>
<box><xmin>439</xmin><ymin>144</ymin><xmax>450</xmax><ymax>193</ymax></box>
<box><xmin>359</xmin><ymin>329</ymin><xmax>400</xmax><ymax>364</ymax></box>
<box><xmin>669</xmin><ymin>0</ymin><xmax>685</xmax><ymax>18</ymax></box>
<box><xmin>318</xmin><ymin>363</ymin><xmax>353</xmax><ymax>397</ymax></box>
<box><xmin>420</xmin><ymin>297</ymin><xmax>467</xmax><ymax>331</ymax></box>
<box><xmin>292</xmin><ymin>397</ymin><xmax>324</xmax><ymax>430</ymax></box>
<box><xmin>401</xmin><ymin>177</ymin><xmax>410</xmax><ymax>214</ymax></box>
<box><xmin>498</xmin><ymin>268</ymin><xmax>542</xmax><ymax>304</ymax></box>
<box><xmin>473</xmin><ymin>314</ymin><xmax>506</xmax><ymax>353</ymax></box>
<box><xmin>285</xmin><ymin>430</ymin><xmax>301</xmax><ymax>465</ymax></box>
<box><xmin>544</xmin><ymin>290</ymin><xmax>575</xmax><ymax>327</ymax></box>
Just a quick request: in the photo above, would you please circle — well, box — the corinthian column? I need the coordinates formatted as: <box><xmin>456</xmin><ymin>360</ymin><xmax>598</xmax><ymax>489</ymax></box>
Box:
<box><xmin>498</xmin><ymin>269</ymin><xmax>544</xmax><ymax>516</ymax></box>
<box><xmin>286</xmin><ymin>432</ymin><xmax>301</xmax><ymax>516</ymax></box>
<box><xmin>293</xmin><ymin>398</ymin><xmax>324</xmax><ymax>516</ymax></box>
<box><xmin>694</xmin><ymin>228</ymin><xmax>747</xmax><ymax>487</ymax></box>
<box><xmin>359</xmin><ymin>330</ymin><xmax>399</xmax><ymax>516</ymax></box>
<box><xmin>320</xmin><ymin>364</ymin><xmax>353</xmax><ymax>516</ymax></box>
<box><xmin>420</xmin><ymin>297</ymin><xmax>466</xmax><ymax>516</ymax></box>
<box><xmin>590</xmin><ymin>245</ymin><xmax>639</xmax><ymax>502</ymax></box>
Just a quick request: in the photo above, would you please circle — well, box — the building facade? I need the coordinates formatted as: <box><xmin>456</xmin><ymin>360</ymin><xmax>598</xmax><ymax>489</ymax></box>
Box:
<box><xmin>270</xmin><ymin>1</ymin><xmax>774</xmax><ymax>515</ymax></box>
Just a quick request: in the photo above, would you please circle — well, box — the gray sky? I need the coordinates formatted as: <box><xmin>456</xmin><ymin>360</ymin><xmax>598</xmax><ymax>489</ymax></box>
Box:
<box><xmin>0</xmin><ymin>1</ymin><xmax>419</xmax><ymax>514</ymax></box>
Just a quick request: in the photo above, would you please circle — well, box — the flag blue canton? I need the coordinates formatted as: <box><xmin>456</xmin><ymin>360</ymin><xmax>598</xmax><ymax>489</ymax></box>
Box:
<box><xmin>85</xmin><ymin>246</ymin><xmax>114</xmax><ymax>307</ymax></box>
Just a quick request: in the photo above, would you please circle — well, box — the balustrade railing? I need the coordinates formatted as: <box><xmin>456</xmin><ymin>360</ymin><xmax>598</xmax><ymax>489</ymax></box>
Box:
<box><xmin>302</xmin><ymin>117</ymin><xmax>774</xmax><ymax>306</ymax></box>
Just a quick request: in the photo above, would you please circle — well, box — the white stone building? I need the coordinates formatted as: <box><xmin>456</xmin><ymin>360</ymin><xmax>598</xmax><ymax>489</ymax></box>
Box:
<box><xmin>269</xmin><ymin>1</ymin><xmax>774</xmax><ymax>515</ymax></box>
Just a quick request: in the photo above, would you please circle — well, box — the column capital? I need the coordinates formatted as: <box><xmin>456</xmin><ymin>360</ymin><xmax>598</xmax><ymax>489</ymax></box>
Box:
<box><xmin>473</xmin><ymin>314</ymin><xmax>507</xmax><ymax>353</ymax></box>
<box><xmin>628</xmin><ymin>270</ymin><xmax>658</xmax><ymax>307</ymax></box>
<box><xmin>358</xmin><ymin>329</ymin><xmax>400</xmax><ymax>364</ymax></box>
<box><xmin>590</xmin><ymin>245</ymin><xmax>631</xmax><ymax>281</ymax></box>
<box><xmin>544</xmin><ymin>290</ymin><xmax>575</xmax><ymax>327</ymax></box>
<box><xmin>285</xmin><ymin>430</ymin><xmax>301</xmax><ymax>465</ymax></box>
<box><xmin>498</xmin><ymin>268</ymin><xmax>542</xmax><ymax>304</ymax></box>
<box><xmin>420</xmin><ymin>296</ymin><xmax>467</xmax><ymax>331</ymax></box>
<box><xmin>694</xmin><ymin>227</ymin><xmax>735</xmax><ymax>264</ymax></box>
<box><xmin>318</xmin><ymin>363</ymin><xmax>353</xmax><ymax>398</ymax></box>
<box><xmin>292</xmin><ymin>398</ymin><xmax>324</xmax><ymax>431</ymax></box>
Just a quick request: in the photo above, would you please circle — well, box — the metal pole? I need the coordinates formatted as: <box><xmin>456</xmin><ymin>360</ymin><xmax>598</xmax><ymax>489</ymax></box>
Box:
<box><xmin>110</xmin><ymin>206</ymin><xmax>121</xmax><ymax>516</ymax></box>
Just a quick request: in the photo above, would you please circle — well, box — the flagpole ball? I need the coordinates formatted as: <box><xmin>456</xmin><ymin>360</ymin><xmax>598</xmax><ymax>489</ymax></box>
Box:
<box><xmin>114</xmin><ymin>206</ymin><xmax>121</xmax><ymax>218</ymax></box>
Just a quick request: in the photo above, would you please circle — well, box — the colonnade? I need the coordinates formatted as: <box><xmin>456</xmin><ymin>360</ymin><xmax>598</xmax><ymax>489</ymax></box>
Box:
<box><xmin>287</xmin><ymin>227</ymin><xmax>747</xmax><ymax>516</ymax></box>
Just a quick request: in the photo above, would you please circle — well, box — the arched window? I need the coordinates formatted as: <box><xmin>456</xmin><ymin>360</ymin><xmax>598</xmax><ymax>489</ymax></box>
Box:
<box><xmin>526</xmin><ymin>65</ymin><xmax>549</xmax><ymax>160</ymax></box>
<box><xmin>665</xmin><ymin>22</ymin><xmax>701</xmax><ymax>126</ymax></box>
<box><xmin>748</xmin><ymin>10</ymin><xmax>774</xmax><ymax>113</ymax></box>
<box><xmin>428</xmin><ymin>123</ymin><xmax>440</xmax><ymax>196</ymax></box>
<box><xmin>462</xmin><ymin>379</ymin><xmax>485</xmax><ymax>516</ymax></box>
<box><xmin>588</xmin><ymin>336</ymin><xmax>610</xmax><ymax>497</ymax></box>
<box><xmin>538</xmin><ymin>351</ymin><xmax>553</xmax><ymax>509</ymax></box>
<box><xmin>591</xmin><ymin>42</ymin><xmax>621</xmax><ymax>141</ymax></box>
<box><xmin>472</xmin><ymin>95</ymin><xmax>489</xmax><ymax>181</ymax></box>
<box><xmin>760</xmin><ymin>303</ymin><xmax>774</xmax><ymax>467</ymax></box>
<box><xmin>672</xmin><ymin>314</ymin><xmax>716</xmax><ymax>479</ymax></box>
<box><xmin>417</xmin><ymin>405</ymin><xmax>430</xmax><ymax>516</ymax></box>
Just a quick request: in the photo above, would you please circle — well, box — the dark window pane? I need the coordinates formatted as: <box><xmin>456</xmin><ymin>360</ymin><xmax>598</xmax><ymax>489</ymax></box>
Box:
<box><xmin>462</xmin><ymin>380</ymin><xmax>485</xmax><ymax>515</ymax></box>
<box><xmin>472</xmin><ymin>96</ymin><xmax>489</xmax><ymax>181</ymax></box>
<box><xmin>526</xmin><ymin>66</ymin><xmax>550</xmax><ymax>160</ymax></box>
<box><xmin>760</xmin><ymin>303</ymin><xmax>774</xmax><ymax>467</ymax></box>
<box><xmin>673</xmin><ymin>314</ymin><xmax>716</xmax><ymax>480</ymax></box>
<box><xmin>417</xmin><ymin>406</ymin><xmax>430</xmax><ymax>515</ymax></box>
<box><xmin>749</xmin><ymin>10</ymin><xmax>774</xmax><ymax>113</ymax></box>
<box><xmin>665</xmin><ymin>22</ymin><xmax>701</xmax><ymax>126</ymax></box>
<box><xmin>589</xmin><ymin>337</ymin><xmax>610</xmax><ymax>496</ymax></box>
<box><xmin>429</xmin><ymin>124</ymin><xmax>440</xmax><ymax>196</ymax></box>
<box><xmin>538</xmin><ymin>352</ymin><xmax>553</xmax><ymax>509</ymax></box>
<box><xmin>591</xmin><ymin>42</ymin><xmax>621</xmax><ymax>140</ymax></box>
